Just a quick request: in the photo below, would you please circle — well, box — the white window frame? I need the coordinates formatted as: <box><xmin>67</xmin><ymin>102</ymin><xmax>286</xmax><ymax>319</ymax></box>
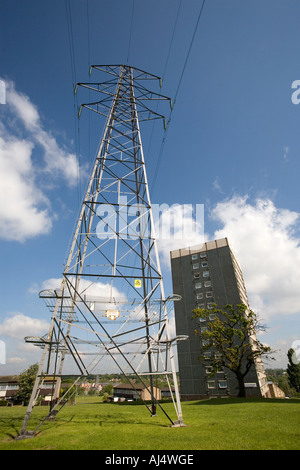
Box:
<box><xmin>7</xmin><ymin>384</ymin><xmax>19</xmax><ymax>390</ymax></box>
<box><xmin>218</xmin><ymin>380</ymin><xmax>228</xmax><ymax>389</ymax></box>
<box><xmin>207</xmin><ymin>380</ymin><xmax>215</xmax><ymax>389</ymax></box>
<box><xmin>198</xmin><ymin>316</ymin><xmax>206</xmax><ymax>323</ymax></box>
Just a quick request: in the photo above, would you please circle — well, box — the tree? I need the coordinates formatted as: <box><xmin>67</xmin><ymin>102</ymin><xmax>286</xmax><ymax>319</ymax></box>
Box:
<box><xmin>286</xmin><ymin>348</ymin><xmax>300</xmax><ymax>393</ymax></box>
<box><xmin>99</xmin><ymin>384</ymin><xmax>113</xmax><ymax>396</ymax></box>
<box><xmin>17</xmin><ymin>363</ymin><xmax>38</xmax><ymax>405</ymax></box>
<box><xmin>192</xmin><ymin>303</ymin><xmax>274</xmax><ymax>397</ymax></box>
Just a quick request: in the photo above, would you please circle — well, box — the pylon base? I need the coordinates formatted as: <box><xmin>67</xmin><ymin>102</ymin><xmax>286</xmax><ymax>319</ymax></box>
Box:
<box><xmin>15</xmin><ymin>431</ymin><xmax>35</xmax><ymax>440</ymax></box>
<box><xmin>171</xmin><ymin>420</ymin><xmax>187</xmax><ymax>428</ymax></box>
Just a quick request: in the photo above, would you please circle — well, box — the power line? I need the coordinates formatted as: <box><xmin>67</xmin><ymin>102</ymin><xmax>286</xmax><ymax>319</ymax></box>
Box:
<box><xmin>127</xmin><ymin>0</ymin><xmax>135</xmax><ymax>64</ymax></box>
<box><xmin>86</xmin><ymin>0</ymin><xmax>91</xmax><ymax>70</ymax></box>
<box><xmin>145</xmin><ymin>0</ymin><xmax>182</xmax><ymax>165</ymax></box>
<box><xmin>150</xmin><ymin>0</ymin><xmax>206</xmax><ymax>194</ymax></box>
<box><xmin>172</xmin><ymin>0</ymin><xmax>206</xmax><ymax>108</ymax></box>
<box><xmin>65</xmin><ymin>0</ymin><xmax>82</xmax><ymax>206</ymax></box>
<box><xmin>65</xmin><ymin>0</ymin><xmax>77</xmax><ymax>87</ymax></box>
<box><xmin>161</xmin><ymin>0</ymin><xmax>183</xmax><ymax>82</ymax></box>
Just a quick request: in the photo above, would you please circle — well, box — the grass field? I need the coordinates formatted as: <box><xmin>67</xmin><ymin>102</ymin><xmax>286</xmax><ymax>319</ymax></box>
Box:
<box><xmin>0</xmin><ymin>397</ymin><xmax>299</xmax><ymax>450</ymax></box>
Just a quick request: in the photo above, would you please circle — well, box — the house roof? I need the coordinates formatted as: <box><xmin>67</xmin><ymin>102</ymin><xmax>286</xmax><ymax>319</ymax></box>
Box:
<box><xmin>113</xmin><ymin>383</ymin><xmax>148</xmax><ymax>390</ymax></box>
<box><xmin>0</xmin><ymin>375</ymin><xmax>19</xmax><ymax>383</ymax></box>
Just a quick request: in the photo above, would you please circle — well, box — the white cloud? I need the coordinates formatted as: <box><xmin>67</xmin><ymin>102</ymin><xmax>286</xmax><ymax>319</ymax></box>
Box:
<box><xmin>211</xmin><ymin>195</ymin><xmax>300</xmax><ymax>319</ymax></box>
<box><xmin>0</xmin><ymin>79</ymin><xmax>82</xmax><ymax>242</ymax></box>
<box><xmin>155</xmin><ymin>203</ymin><xmax>205</xmax><ymax>266</ymax></box>
<box><xmin>5</xmin><ymin>80</ymin><xmax>80</xmax><ymax>186</ymax></box>
<box><xmin>7</xmin><ymin>82</ymin><xmax>40</xmax><ymax>131</ymax></box>
<box><xmin>0</xmin><ymin>313</ymin><xmax>49</xmax><ymax>374</ymax></box>
<box><xmin>0</xmin><ymin>313</ymin><xmax>49</xmax><ymax>340</ymax></box>
<box><xmin>39</xmin><ymin>277</ymin><xmax>127</xmax><ymax>301</ymax></box>
<box><xmin>0</xmin><ymin>134</ymin><xmax>52</xmax><ymax>241</ymax></box>
<box><xmin>212</xmin><ymin>176</ymin><xmax>225</xmax><ymax>194</ymax></box>
<box><xmin>7</xmin><ymin>356</ymin><xmax>27</xmax><ymax>365</ymax></box>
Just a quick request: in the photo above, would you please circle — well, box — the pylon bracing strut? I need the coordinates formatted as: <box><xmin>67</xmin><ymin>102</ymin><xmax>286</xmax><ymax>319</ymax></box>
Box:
<box><xmin>19</xmin><ymin>65</ymin><xmax>185</xmax><ymax>438</ymax></box>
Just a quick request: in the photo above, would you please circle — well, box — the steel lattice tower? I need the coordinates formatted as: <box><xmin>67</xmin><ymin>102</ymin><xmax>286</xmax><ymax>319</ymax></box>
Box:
<box><xmin>19</xmin><ymin>65</ymin><xmax>185</xmax><ymax>438</ymax></box>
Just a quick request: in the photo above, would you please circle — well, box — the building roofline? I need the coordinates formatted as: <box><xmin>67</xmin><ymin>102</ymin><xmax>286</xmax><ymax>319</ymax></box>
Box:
<box><xmin>170</xmin><ymin>238</ymin><xmax>229</xmax><ymax>259</ymax></box>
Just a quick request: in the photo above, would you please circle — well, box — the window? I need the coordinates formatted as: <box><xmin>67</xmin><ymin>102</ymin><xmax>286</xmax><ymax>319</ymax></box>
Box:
<box><xmin>198</xmin><ymin>316</ymin><xmax>206</xmax><ymax>323</ymax></box>
<box><xmin>200</xmin><ymin>327</ymin><xmax>208</xmax><ymax>334</ymax></box>
<box><xmin>201</xmin><ymin>262</ymin><xmax>208</xmax><ymax>268</ymax></box>
<box><xmin>7</xmin><ymin>384</ymin><xmax>19</xmax><ymax>390</ymax></box>
<box><xmin>207</xmin><ymin>303</ymin><xmax>214</xmax><ymax>309</ymax></box>
<box><xmin>206</xmin><ymin>292</ymin><xmax>213</xmax><ymax>298</ymax></box>
<box><xmin>195</xmin><ymin>282</ymin><xmax>202</xmax><ymax>289</ymax></box>
<box><xmin>194</xmin><ymin>273</ymin><xmax>200</xmax><ymax>279</ymax></box>
<box><xmin>203</xmin><ymin>271</ymin><xmax>209</xmax><ymax>277</ymax></box>
<box><xmin>204</xmin><ymin>352</ymin><xmax>212</xmax><ymax>360</ymax></box>
<box><xmin>204</xmin><ymin>281</ymin><xmax>211</xmax><ymax>288</ymax></box>
<box><xmin>196</xmin><ymin>293</ymin><xmax>203</xmax><ymax>300</ymax></box>
<box><xmin>196</xmin><ymin>303</ymin><xmax>206</xmax><ymax>310</ymax></box>
<box><xmin>193</xmin><ymin>263</ymin><xmax>199</xmax><ymax>270</ymax></box>
<box><xmin>209</xmin><ymin>313</ymin><xmax>216</xmax><ymax>320</ymax></box>
<box><xmin>200</xmin><ymin>252</ymin><xmax>207</xmax><ymax>259</ymax></box>
<box><xmin>42</xmin><ymin>383</ymin><xmax>55</xmax><ymax>390</ymax></box>
<box><xmin>191</xmin><ymin>254</ymin><xmax>198</xmax><ymax>260</ymax></box>
<box><xmin>207</xmin><ymin>380</ymin><xmax>215</xmax><ymax>389</ymax></box>
<box><xmin>218</xmin><ymin>380</ymin><xmax>228</xmax><ymax>389</ymax></box>
<box><xmin>205</xmin><ymin>366</ymin><xmax>213</xmax><ymax>374</ymax></box>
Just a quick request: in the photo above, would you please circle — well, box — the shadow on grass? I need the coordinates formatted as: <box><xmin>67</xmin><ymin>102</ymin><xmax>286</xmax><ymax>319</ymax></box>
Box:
<box><xmin>185</xmin><ymin>397</ymin><xmax>300</xmax><ymax>406</ymax></box>
<box><xmin>0</xmin><ymin>408</ymin><xmax>80</xmax><ymax>441</ymax></box>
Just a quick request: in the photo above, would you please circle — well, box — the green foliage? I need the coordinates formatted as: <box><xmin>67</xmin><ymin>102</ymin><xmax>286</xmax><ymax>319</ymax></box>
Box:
<box><xmin>192</xmin><ymin>303</ymin><xmax>274</xmax><ymax>396</ymax></box>
<box><xmin>287</xmin><ymin>348</ymin><xmax>300</xmax><ymax>393</ymax></box>
<box><xmin>99</xmin><ymin>384</ymin><xmax>113</xmax><ymax>396</ymax></box>
<box><xmin>16</xmin><ymin>363</ymin><xmax>38</xmax><ymax>405</ymax></box>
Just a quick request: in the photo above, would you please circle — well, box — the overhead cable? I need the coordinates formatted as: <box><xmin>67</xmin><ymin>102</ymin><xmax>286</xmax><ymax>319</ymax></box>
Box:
<box><xmin>151</xmin><ymin>0</ymin><xmax>206</xmax><ymax>193</ymax></box>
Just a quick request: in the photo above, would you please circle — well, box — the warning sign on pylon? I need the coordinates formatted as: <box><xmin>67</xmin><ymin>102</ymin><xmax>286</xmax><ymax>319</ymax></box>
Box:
<box><xmin>134</xmin><ymin>279</ymin><xmax>142</xmax><ymax>288</ymax></box>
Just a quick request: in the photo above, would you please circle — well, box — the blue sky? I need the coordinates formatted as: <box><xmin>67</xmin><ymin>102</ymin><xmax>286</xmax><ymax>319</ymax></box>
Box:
<box><xmin>0</xmin><ymin>0</ymin><xmax>300</xmax><ymax>373</ymax></box>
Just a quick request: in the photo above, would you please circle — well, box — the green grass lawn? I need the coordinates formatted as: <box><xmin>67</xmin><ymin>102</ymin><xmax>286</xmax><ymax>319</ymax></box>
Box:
<box><xmin>0</xmin><ymin>398</ymin><xmax>299</xmax><ymax>450</ymax></box>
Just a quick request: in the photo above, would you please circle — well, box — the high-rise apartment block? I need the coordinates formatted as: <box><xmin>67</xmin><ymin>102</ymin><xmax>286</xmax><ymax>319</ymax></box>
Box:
<box><xmin>170</xmin><ymin>238</ymin><xmax>269</xmax><ymax>400</ymax></box>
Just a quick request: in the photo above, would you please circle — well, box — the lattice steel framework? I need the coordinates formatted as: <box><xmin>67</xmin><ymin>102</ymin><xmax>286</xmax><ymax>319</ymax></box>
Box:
<box><xmin>19</xmin><ymin>65</ymin><xmax>185</xmax><ymax>438</ymax></box>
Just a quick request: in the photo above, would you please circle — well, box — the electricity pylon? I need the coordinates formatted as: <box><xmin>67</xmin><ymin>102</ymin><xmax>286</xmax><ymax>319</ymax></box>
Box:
<box><xmin>19</xmin><ymin>65</ymin><xmax>185</xmax><ymax>438</ymax></box>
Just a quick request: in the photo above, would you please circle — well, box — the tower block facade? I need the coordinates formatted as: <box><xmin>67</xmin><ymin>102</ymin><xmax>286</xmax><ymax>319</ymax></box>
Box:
<box><xmin>171</xmin><ymin>238</ymin><xmax>269</xmax><ymax>400</ymax></box>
